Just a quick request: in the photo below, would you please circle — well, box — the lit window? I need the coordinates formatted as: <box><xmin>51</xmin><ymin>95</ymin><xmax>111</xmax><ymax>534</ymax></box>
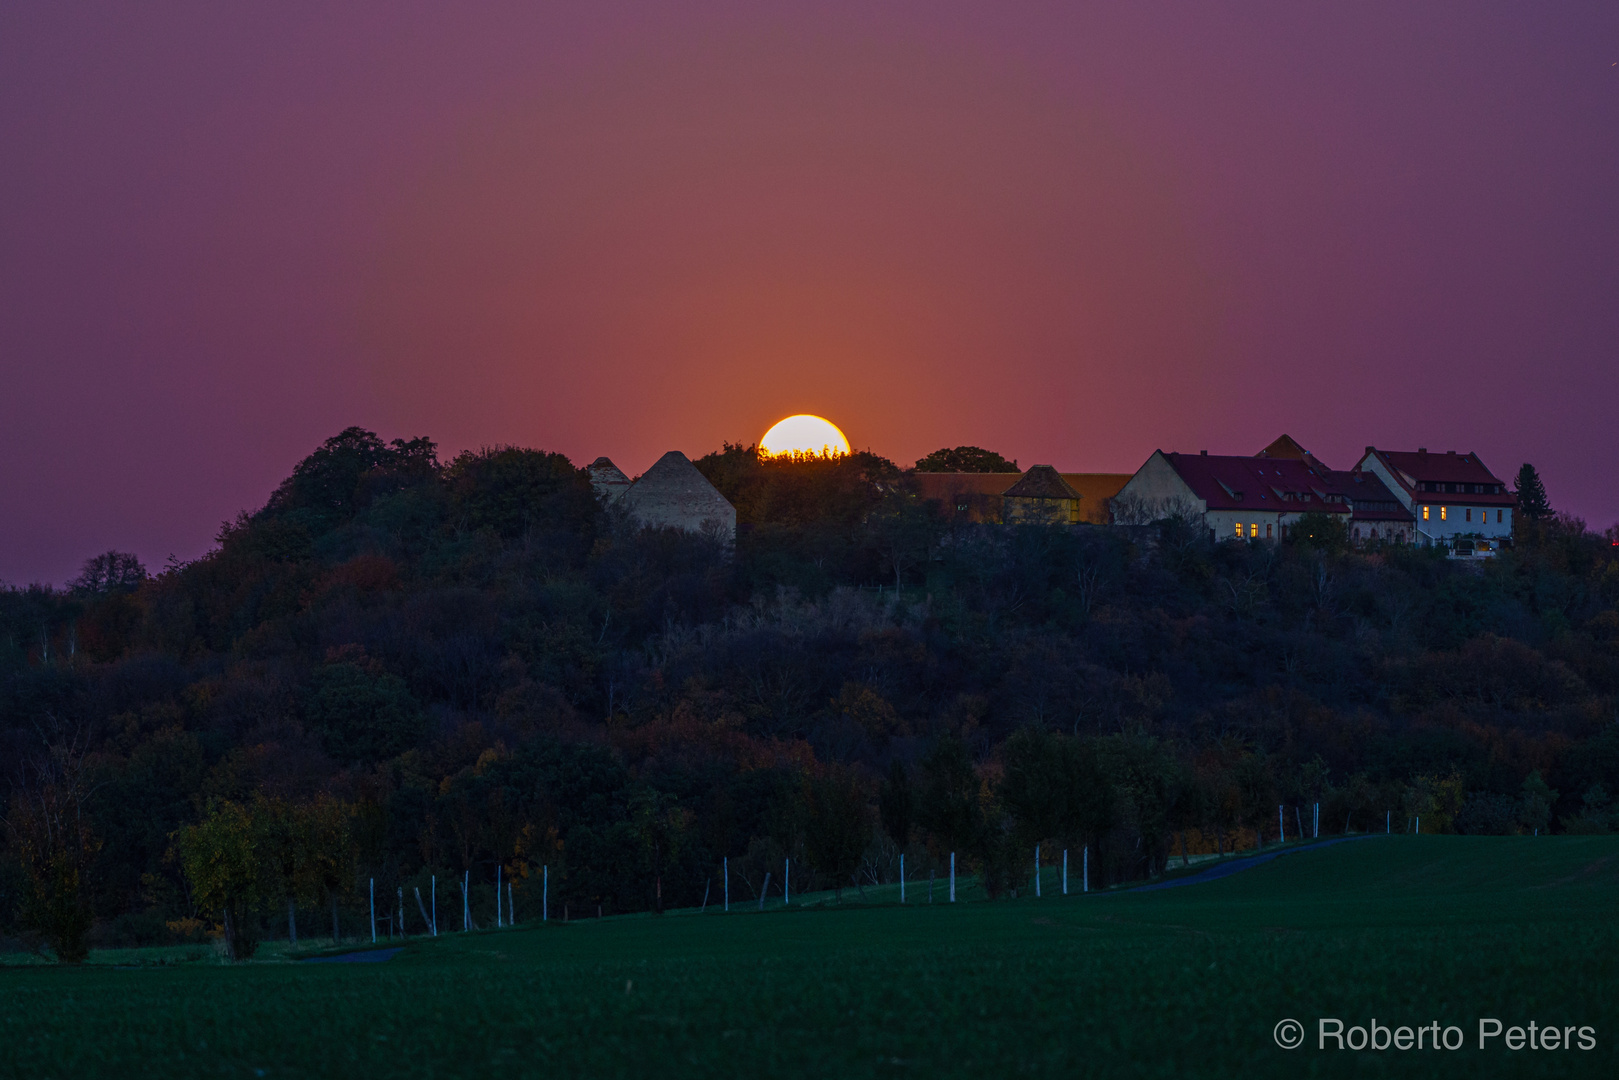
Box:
<box><xmin>1249</xmin><ymin>523</ymin><xmax>1258</xmax><ymax>538</ymax></box>
<box><xmin>1422</xmin><ymin>506</ymin><xmax>1430</xmax><ymax>520</ymax></box>
<box><xmin>1235</xmin><ymin>522</ymin><xmax>1243</xmax><ymax>538</ymax></box>
<box><xmin>1441</xmin><ymin>506</ymin><xmax>1447</xmax><ymax>521</ymax></box>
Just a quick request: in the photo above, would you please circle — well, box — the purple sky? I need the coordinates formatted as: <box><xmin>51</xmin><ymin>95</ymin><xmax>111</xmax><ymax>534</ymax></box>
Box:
<box><xmin>3</xmin><ymin>2</ymin><xmax>1616</xmax><ymax>584</ymax></box>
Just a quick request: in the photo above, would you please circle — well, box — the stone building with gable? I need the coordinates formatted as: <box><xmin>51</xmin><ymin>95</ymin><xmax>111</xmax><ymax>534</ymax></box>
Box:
<box><xmin>1001</xmin><ymin>466</ymin><xmax>1083</xmax><ymax>525</ymax></box>
<box><xmin>591</xmin><ymin>451</ymin><xmax>736</xmax><ymax>539</ymax></box>
<box><xmin>586</xmin><ymin>457</ymin><xmax>632</xmax><ymax>505</ymax></box>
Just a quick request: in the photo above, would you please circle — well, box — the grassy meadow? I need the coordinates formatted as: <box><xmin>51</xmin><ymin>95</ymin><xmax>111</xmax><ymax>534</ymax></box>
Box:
<box><xmin>2</xmin><ymin>836</ymin><xmax>1615</xmax><ymax>1078</ymax></box>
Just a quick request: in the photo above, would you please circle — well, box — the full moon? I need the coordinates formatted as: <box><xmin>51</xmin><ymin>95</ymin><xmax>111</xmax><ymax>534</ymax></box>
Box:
<box><xmin>760</xmin><ymin>415</ymin><xmax>851</xmax><ymax>458</ymax></box>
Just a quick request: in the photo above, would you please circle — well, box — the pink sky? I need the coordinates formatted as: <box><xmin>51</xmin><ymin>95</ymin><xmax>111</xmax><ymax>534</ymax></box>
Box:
<box><xmin>3</xmin><ymin>2</ymin><xmax>1616</xmax><ymax>583</ymax></box>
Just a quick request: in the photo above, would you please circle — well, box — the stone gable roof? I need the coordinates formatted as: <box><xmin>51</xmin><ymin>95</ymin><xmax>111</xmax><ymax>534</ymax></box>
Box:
<box><xmin>587</xmin><ymin>457</ymin><xmax>632</xmax><ymax>504</ymax></box>
<box><xmin>618</xmin><ymin>451</ymin><xmax>736</xmax><ymax>536</ymax></box>
<box><xmin>1004</xmin><ymin>465</ymin><xmax>1080</xmax><ymax>501</ymax></box>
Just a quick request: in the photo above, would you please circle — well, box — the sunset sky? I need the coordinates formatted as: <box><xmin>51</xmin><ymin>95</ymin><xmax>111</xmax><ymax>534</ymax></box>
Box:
<box><xmin>3</xmin><ymin>2</ymin><xmax>1616</xmax><ymax>583</ymax></box>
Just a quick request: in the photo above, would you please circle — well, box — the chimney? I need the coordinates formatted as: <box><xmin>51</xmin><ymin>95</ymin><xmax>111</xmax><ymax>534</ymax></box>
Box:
<box><xmin>1418</xmin><ymin>447</ymin><xmax>1427</xmax><ymax>456</ymax></box>
<box><xmin>1365</xmin><ymin>446</ymin><xmax>1375</xmax><ymax>454</ymax></box>
<box><xmin>1200</xmin><ymin>450</ymin><xmax>1208</xmax><ymax>456</ymax></box>
<box><xmin>1447</xmin><ymin>450</ymin><xmax>1456</xmax><ymax>456</ymax></box>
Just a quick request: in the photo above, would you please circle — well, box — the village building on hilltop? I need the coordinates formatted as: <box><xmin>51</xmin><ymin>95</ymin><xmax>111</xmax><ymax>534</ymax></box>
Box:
<box><xmin>1114</xmin><ymin>434</ymin><xmax>1419</xmax><ymax>545</ymax></box>
<box><xmin>590</xmin><ymin>451</ymin><xmax>736</xmax><ymax>540</ymax></box>
<box><xmin>587</xmin><ymin>436</ymin><xmax>1507</xmax><ymax>554</ymax></box>
<box><xmin>1355</xmin><ymin>447</ymin><xmax>1512</xmax><ymax>553</ymax></box>
<box><xmin>1115</xmin><ymin>448</ymin><xmax>1354</xmax><ymax>541</ymax></box>
<box><xmin>912</xmin><ymin>468</ymin><xmax>1131</xmax><ymax>525</ymax></box>
<box><xmin>1001</xmin><ymin>466</ymin><xmax>1083</xmax><ymax>525</ymax></box>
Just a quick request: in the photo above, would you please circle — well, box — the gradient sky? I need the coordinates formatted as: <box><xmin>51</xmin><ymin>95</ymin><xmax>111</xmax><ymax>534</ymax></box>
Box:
<box><xmin>3</xmin><ymin>2</ymin><xmax>1616</xmax><ymax>584</ymax></box>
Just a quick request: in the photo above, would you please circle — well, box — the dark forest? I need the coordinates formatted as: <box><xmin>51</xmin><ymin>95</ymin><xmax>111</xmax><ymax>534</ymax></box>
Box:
<box><xmin>4</xmin><ymin>427</ymin><xmax>1617</xmax><ymax>961</ymax></box>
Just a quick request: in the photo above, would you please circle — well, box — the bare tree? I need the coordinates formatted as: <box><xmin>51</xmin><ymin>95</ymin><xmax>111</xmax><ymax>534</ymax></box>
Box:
<box><xmin>5</xmin><ymin>719</ymin><xmax>101</xmax><ymax>962</ymax></box>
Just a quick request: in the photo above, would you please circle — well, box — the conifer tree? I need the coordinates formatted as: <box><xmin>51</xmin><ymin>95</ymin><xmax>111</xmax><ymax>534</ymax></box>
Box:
<box><xmin>1514</xmin><ymin>463</ymin><xmax>1551</xmax><ymax>522</ymax></box>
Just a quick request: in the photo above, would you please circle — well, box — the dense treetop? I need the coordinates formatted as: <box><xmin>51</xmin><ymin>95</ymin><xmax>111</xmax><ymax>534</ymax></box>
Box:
<box><xmin>913</xmin><ymin>446</ymin><xmax>1019</xmax><ymax>473</ymax></box>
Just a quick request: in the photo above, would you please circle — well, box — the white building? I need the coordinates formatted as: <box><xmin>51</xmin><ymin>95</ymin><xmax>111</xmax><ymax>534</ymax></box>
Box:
<box><xmin>1354</xmin><ymin>447</ymin><xmax>1513</xmax><ymax>553</ymax></box>
<box><xmin>1114</xmin><ymin>449</ymin><xmax>1352</xmax><ymax>542</ymax></box>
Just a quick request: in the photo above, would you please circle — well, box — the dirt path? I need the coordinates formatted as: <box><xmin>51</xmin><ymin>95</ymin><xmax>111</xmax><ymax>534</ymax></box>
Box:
<box><xmin>1128</xmin><ymin>835</ymin><xmax>1371</xmax><ymax>892</ymax></box>
<box><xmin>301</xmin><ymin>947</ymin><xmax>403</xmax><ymax>963</ymax></box>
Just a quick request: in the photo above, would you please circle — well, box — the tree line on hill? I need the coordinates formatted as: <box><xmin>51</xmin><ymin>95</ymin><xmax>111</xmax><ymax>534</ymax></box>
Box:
<box><xmin>2</xmin><ymin>427</ymin><xmax>1616</xmax><ymax>961</ymax></box>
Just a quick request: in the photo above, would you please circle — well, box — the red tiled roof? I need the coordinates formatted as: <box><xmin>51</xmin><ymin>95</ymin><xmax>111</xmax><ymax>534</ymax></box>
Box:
<box><xmin>1364</xmin><ymin>448</ymin><xmax>1515</xmax><ymax>506</ymax></box>
<box><xmin>1163</xmin><ymin>453</ymin><xmax>1351</xmax><ymax>514</ymax></box>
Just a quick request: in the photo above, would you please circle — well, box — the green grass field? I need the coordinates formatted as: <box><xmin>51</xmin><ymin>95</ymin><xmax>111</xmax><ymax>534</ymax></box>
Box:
<box><xmin>3</xmin><ymin>836</ymin><xmax>1615</xmax><ymax>1078</ymax></box>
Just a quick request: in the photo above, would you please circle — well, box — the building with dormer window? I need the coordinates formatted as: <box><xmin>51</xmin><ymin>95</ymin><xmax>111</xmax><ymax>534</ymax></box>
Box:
<box><xmin>1353</xmin><ymin>447</ymin><xmax>1512</xmax><ymax>553</ymax></box>
<box><xmin>1114</xmin><ymin>448</ymin><xmax>1353</xmax><ymax>541</ymax></box>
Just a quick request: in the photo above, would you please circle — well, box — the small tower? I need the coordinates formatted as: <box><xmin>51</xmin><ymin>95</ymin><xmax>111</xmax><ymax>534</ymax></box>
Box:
<box><xmin>586</xmin><ymin>456</ymin><xmax>632</xmax><ymax>505</ymax></box>
<box><xmin>618</xmin><ymin>452</ymin><xmax>736</xmax><ymax>538</ymax></box>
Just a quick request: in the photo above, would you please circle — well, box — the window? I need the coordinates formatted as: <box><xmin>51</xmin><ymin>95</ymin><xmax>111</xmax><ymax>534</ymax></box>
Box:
<box><xmin>1235</xmin><ymin>522</ymin><xmax>1243</xmax><ymax>539</ymax></box>
<box><xmin>1466</xmin><ymin>508</ymin><xmax>1472</xmax><ymax>522</ymax></box>
<box><xmin>1249</xmin><ymin>523</ymin><xmax>1258</xmax><ymax>538</ymax></box>
<box><xmin>1422</xmin><ymin>506</ymin><xmax>1430</xmax><ymax>521</ymax></box>
<box><xmin>1440</xmin><ymin>506</ymin><xmax>1447</xmax><ymax>521</ymax></box>
<box><xmin>1266</xmin><ymin>523</ymin><xmax>1273</xmax><ymax>539</ymax></box>
<box><xmin>1497</xmin><ymin>509</ymin><xmax>1502</xmax><ymax>523</ymax></box>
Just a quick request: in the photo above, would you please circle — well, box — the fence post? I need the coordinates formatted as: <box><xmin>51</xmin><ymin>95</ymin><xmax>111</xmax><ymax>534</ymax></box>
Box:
<box><xmin>900</xmin><ymin>854</ymin><xmax>905</xmax><ymax>904</ymax></box>
<box><xmin>496</xmin><ymin>865</ymin><xmax>503</xmax><ymax>928</ymax></box>
<box><xmin>543</xmin><ymin>865</ymin><xmax>548</xmax><ymax>922</ymax></box>
<box><xmin>784</xmin><ymin>858</ymin><xmax>790</xmax><ymax>906</ymax></box>
<box><xmin>431</xmin><ymin>875</ymin><xmax>437</xmax><ymax>936</ymax></box>
<box><xmin>370</xmin><ymin>878</ymin><xmax>376</xmax><ymax>944</ymax></box>
<box><xmin>724</xmin><ymin>857</ymin><xmax>729</xmax><ymax>912</ymax></box>
<box><xmin>1063</xmin><ymin>849</ymin><xmax>1068</xmax><ymax>895</ymax></box>
<box><xmin>1083</xmin><ymin>846</ymin><xmax>1089</xmax><ymax>893</ymax></box>
<box><xmin>1278</xmin><ymin>804</ymin><xmax>1285</xmax><ymax>844</ymax></box>
<box><xmin>949</xmin><ymin>852</ymin><xmax>956</xmax><ymax>902</ymax></box>
<box><xmin>1034</xmin><ymin>845</ymin><xmax>1041</xmax><ymax>897</ymax></box>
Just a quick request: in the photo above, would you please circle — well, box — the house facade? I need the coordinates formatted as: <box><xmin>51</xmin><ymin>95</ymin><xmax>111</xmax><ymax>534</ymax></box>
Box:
<box><xmin>1001</xmin><ymin>466</ymin><xmax>1083</xmax><ymax>525</ymax></box>
<box><xmin>1338</xmin><ymin>468</ymin><xmax>1415</xmax><ymax>545</ymax></box>
<box><xmin>1354</xmin><ymin>447</ymin><xmax>1513</xmax><ymax>552</ymax></box>
<box><xmin>1115</xmin><ymin>450</ymin><xmax>1353</xmax><ymax>541</ymax></box>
